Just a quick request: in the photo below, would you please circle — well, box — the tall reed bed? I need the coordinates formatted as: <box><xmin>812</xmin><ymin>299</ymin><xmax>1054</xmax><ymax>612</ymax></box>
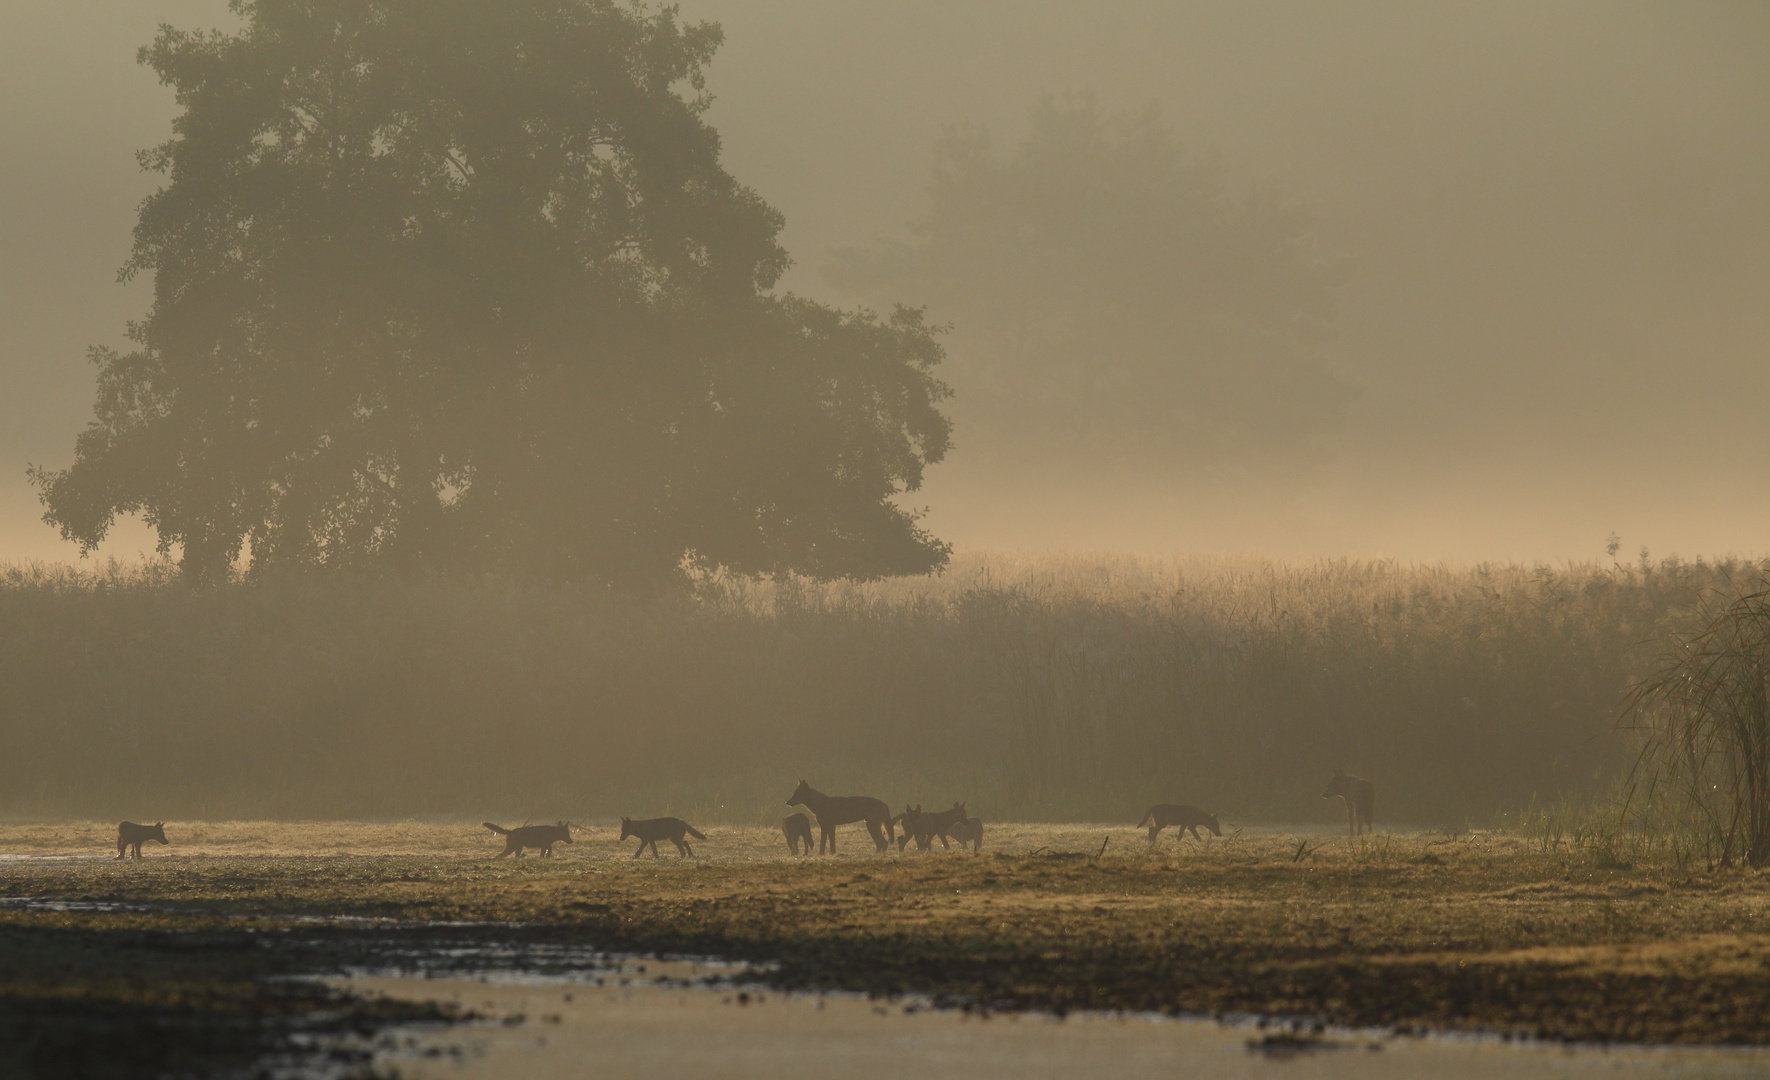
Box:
<box><xmin>0</xmin><ymin>552</ymin><xmax>1749</xmax><ymax>824</ymax></box>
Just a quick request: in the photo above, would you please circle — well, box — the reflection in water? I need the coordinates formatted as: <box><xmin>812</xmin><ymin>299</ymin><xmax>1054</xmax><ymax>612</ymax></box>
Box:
<box><xmin>335</xmin><ymin>961</ymin><xmax>1770</xmax><ymax>1080</ymax></box>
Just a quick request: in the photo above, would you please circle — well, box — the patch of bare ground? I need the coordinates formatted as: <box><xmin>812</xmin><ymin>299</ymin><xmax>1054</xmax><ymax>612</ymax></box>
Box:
<box><xmin>3</xmin><ymin>819</ymin><xmax>1770</xmax><ymax>1073</ymax></box>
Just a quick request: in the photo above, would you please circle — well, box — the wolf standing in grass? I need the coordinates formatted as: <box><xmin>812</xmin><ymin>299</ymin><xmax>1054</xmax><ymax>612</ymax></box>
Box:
<box><xmin>782</xmin><ymin>812</ymin><xmax>815</xmax><ymax>855</ymax></box>
<box><xmin>116</xmin><ymin>821</ymin><xmax>167</xmax><ymax>859</ymax></box>
<box><xmin>788</xmin><ymin>780</ymin><xmax>894</xmax><ymax>854</ymax></box>
<box><xmin>620</xmin><ymin>816</ymin><xmax>706</xmax><ymax>858</ymax></box>
<box><xmin>1322</xmin><ymin>770</ymin><xmax>1375</xmax><ymax>836</ymax></box>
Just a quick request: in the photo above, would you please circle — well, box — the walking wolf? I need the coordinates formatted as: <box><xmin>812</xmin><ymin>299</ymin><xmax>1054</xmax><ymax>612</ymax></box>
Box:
<box><xmin>1137</xmin><ymin>804</ymin><xmax>1221</xmax><ymax>843</ymax></box>
<box><xmin>782</xmin><ymin>812</ymin><xmax>814</xmax><ymax>855</ymax></box>
<box><xmin>1322</xmin><ymin>770</ymin><xmax>1375</xmax><ymax>836</ymax></box>
<box><xmin>620</xmin><ymin>816</ymin><xmax>706</xmax><ymax>858</ymax></box>
<box><xmin>484</xmin><ymin>821</ymin><xmax>572</xmax><ymax>857</ymax></box>
<box><xmin>116</xmin><ymin>821</ymin><xmax>167</xmax><ymax>859</ymax></box>
<box><xmin>787</xmin><ymin>780</ymin><xmax>893</xmax><ymax>854</ymax></box>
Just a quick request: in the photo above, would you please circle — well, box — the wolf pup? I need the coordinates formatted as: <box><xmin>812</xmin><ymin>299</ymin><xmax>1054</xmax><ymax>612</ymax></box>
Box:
<box><xmin>895</xmin><ymin>802</ymin><xmax>970</xmax><ymax>852</ymax></box>
<box><xmin>484</xmin><ymin>820</ymin><xmax>572</xmax><ymax>857</ymax></box>
<box><xmin>620</xmin><ymin>816</ymin><xmax>706</xmax><ymax>858</ymax></box>
<box><xmin>782</xmin><ymin>812</ymin><xmax>814</xmax><ymax>855</ymax></box>
<box><xmin>1137</xmin><ymin>804</ymin><xmax>1221</xmax><ymax>843</ymax></box>
<box><xmin>116</xmin><ymin>821</ymin><xmax>167</xmax><ymax>859</ymax></box>
<box><xmin>1322</xmin><ymin>770</ymin><xmax>1376</xmax><ymax>836</ymax></box>
<box><xmin>948</xmin><ymin>815</ymin><xmax>985</xmax><ymax>852</ymax></box>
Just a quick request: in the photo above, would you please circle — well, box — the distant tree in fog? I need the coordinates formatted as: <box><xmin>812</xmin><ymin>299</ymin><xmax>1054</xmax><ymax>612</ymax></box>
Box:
<box><xmin>828</xmin><ymin>93</ymin><xmax>1352</xmax><ymax>481</ymax></box>
<box><xmin>33</xmin><ymin>0</ymin><xmax>951</xmax><ymax>586</ymax></box>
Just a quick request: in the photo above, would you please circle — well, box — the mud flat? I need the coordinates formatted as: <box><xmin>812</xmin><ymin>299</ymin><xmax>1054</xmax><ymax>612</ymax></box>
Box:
<box><xmin>9</xmin><ymin>820</ymin><xmax>1770</xmax><ymax>1076</ymax></box>
<box><xmin>345</xmin><ymin>961</ymin><xmax>1770</xmax><ymax>1080</ymax></box>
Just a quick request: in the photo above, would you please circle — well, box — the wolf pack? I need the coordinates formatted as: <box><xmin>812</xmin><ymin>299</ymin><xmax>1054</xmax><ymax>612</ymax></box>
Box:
<box><xmin>113</xmin><ymin>770</ymin><xmax>1376</xmax><ymax>860</ymax></box>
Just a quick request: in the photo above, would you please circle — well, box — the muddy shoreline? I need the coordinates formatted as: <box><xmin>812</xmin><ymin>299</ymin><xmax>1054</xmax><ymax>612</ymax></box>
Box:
<box><xmin>6</xmin><ymin>823</ymin><xmax>1770</xmax><ymax>1075</ymax></box>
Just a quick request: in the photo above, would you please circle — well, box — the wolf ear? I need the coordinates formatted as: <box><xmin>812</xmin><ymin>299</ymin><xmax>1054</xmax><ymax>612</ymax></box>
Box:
<box><xmin>155</xmin><ymin>821</ymin><xmax>163</xmax><ymax>827</ymax></box>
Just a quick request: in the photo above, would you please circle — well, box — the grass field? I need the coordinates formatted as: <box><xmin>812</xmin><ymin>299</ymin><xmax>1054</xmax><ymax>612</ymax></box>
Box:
<box><xmin>4</xmin><ymin>818</ymin><xmax>1770</xmax><ymax>1075</ymax></box>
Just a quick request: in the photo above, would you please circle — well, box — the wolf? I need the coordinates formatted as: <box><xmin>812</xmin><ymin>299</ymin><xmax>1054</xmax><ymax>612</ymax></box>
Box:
<box><xmin>620</xmin><ymin>816</ymin><xmax>706</xmax><ymax>858</ymax></box>
<box><xmin>948</xmin><ymin>815</ymin><xmax>984</xmax><ymax>852</ymax></box>
<box><xmin>892</xmin><ymin>805</ymin><xmax>929</xmax><ymax>851</ymax></box>
<box><xmin>782</xmin><ymin>812</ymin><xmax>814</xmax><ymax>855</ymax></box>
<box><xmin>1137</xmin><ymin>804</ymin><xmax>1221</xmax><ymax>843</ymax></box>
<box><xmin>1322</xmin><ymin>770</ymin><xmax>1376</xmax><ymax>836</ymax></box>
<box><xmin>483</xmin><ymin>820</ymin><xmax>572</xmax><ymax>857</ymax></box>
<box><xmin>116</xmin><ymin>821</ymin><xmax>167</xmax><ymax>859</ymax></box>
<box><xmin>787</xmin><ymin>780</ymin><xmax>893</xmax><ymax>854</ymax></box>
<box><xmin>894</xmin><ymin>802</ymin><xmax>969</xmax><ymax>852</ymax></box>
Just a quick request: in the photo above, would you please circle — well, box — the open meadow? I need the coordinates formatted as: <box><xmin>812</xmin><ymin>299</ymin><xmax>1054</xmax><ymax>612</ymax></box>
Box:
<box><xmin>6</xmin><ymin>817</ymin><xmax>1770</xmax><ymax>1075</ymax></box>
<box><xmin>6</xmin><ymin>554</ymin><xmax>1769</xmax><ymax>1073</ymax></box>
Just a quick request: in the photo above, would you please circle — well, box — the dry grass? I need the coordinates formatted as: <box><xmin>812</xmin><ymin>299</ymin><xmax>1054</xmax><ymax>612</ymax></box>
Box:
<box><xmin>0</xmin><ymin>550</ymin><xmax>1758</xmax><ymax>824</ymax></box>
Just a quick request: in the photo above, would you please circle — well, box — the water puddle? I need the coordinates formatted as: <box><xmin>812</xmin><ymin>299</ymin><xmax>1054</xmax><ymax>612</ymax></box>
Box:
<box><xmin>0</xmin><ymin>894</ymin><xmax>154</xmax><ymax>913</ymax></box>
<box><xmin>331</xmin><ymin>962</ymin><xmax>1770</xmax><ymax>1079</ymax></box>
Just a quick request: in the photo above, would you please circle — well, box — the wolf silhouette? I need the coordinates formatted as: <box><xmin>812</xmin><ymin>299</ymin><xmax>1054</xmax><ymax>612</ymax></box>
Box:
<box><xmin>116</xmin><ymin>821</ymin><xmax>167</xmax><ymax>859</ymax></box>
<box><xmin>894</xmin><ymin>802</ymin><xmax>969</xmax><ymax>852</ymax></box>
<box><xmin>1137</xmin><ymin>804</ymin><xmax>1221</xmax><ymax>843</ymax></box>
<box><xmin>484</xmin><ymin>821</ymin><xmax>572</xmax><ymax>857</ymax></box>
<box><xmin>782</xmin><ymin>812</ymin><xmax>814</xmax><ymax>855</ymax></box>
<box><xmin>620</xmin><ymin>816</ymin><xmax>706</xmax><ymax>858</ymax></box>
<box><xmin>1322</xmin><ymin>770</ymin><xmax>1376</xmax><ymax>836</ymax></box>
<box><xmin>948</xmin><ymin>815</ymin><xmax>984</xmax><ymax>852</ymax></box>
<box><xmin>787</xmin><ymin>780</ymin><xmax>893</xmax><ymax>854</ymax></box>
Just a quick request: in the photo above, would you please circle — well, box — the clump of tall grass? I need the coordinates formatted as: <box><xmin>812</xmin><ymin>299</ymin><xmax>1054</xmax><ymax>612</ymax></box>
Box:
<box><xmin>1624</xmin><ymin>574</ymin><xmax>1770</xmax><ymax>867</ymax></box>
<box><xmin>0</xmin><ymin>551</ymin><xmax>1751</xmax><ymax>823</ymax></box>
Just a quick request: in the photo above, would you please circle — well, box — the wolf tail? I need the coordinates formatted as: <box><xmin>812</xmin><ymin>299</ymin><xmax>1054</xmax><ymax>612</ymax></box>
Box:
<box><xmin>1136</xmin><ymin>808</ymin><xmax>1155</xmax><ymax>828</ymax></box>
<box><xmin>483</xmin><ymin>822</ymin><xmax>510</xmax><ymax>835</ymax></box>
<box><xmin>684</xmin><ymin>825</ymin><xmax>707</xmax><ymax>840</ymax></box>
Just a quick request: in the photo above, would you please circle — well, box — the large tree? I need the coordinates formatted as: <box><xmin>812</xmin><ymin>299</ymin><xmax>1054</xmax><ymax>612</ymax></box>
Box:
<box><xmin>34</xmin><ymin>0</ymin><xmax>951</xmax><ymax>585</ymax></box>
<box><xmin>827</xmin><ymin>94</ymin><xmax>1351</xmax><ymax>485</ymax></box>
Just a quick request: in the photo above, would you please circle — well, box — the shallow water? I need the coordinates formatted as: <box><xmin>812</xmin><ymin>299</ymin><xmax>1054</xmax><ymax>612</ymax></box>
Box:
<box><xmin>339</xmin><ymin>961</ymin><xmax>1770</xmax><ymax>1080</ymax></box>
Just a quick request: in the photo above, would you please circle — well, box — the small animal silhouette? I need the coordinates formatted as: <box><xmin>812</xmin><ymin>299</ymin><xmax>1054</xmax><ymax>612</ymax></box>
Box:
<box><xmin>787</xmin><ymin>780</ymin><xmax>893</xmax><ymax>854</ymax></box>
<box><xmin>484</xmin><ymin>821</ymin><xmax>572</xmax><ymax>857</ymax></box>
<box><xmin>1137</xmin><ymin>804</ymin><xmax>1221</xmax><ymax>843</ymax></box>
<box><xmin>894</xmin><ymin>802</ymin><xmax>969</xmax><ymax>852</ymax></box>
<box><xmin>948</xmin><ymin>815</ymin><xmax>984</xmax><ymax>851</ymax></box>
<box><xmin>782</xmin><ymin>812</ymin><xmax>814</xmax><ymax>855</ymax></box>
<box><xmin>892</xmin><ymin>805</ymin><xmax>929</xmax><ymax>851</ymax></box>
<box><xmin>116</xmin><ymin>821</ymin><xmax>167</xmax><ymax>859</ymax></box>
<box><xmin>620</xmin><ymin>816</ymin><xmax>706</xmax><ymax>858</ymax></box>
<box><xmin>1322</xmin><ymin>770</ymin><xmax>1375</xmax><ymax>836</ymax></box>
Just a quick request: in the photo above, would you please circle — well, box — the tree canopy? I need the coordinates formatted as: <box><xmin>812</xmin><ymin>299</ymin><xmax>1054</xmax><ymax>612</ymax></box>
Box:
<box><xmin>34</xmin><ymin>0</ymin><xmax>951</xmax><ymax>585</ymax></box>
<box><xmin>827</xmin><ymin>93</ymin><xmax>1352</xmax><ymax>484</ymax></box>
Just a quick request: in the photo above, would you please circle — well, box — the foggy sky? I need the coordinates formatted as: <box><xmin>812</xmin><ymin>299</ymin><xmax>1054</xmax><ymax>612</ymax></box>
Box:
<box><xmin>4</xmin><ymin>1</ymin><xmax>1768</xmax><ymax>565</ymax></box>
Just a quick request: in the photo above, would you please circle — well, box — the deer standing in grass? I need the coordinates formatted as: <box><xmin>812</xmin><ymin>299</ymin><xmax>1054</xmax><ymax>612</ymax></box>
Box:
<box><xmin>787</xmin><ymin>780</ymin><xmax>893</xmax><ymax>854</ymax></box>
<box><xmin>1322</xmin><ymin>770</ymin><xmax>1375</xmax><ymax>836</ymax></box>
